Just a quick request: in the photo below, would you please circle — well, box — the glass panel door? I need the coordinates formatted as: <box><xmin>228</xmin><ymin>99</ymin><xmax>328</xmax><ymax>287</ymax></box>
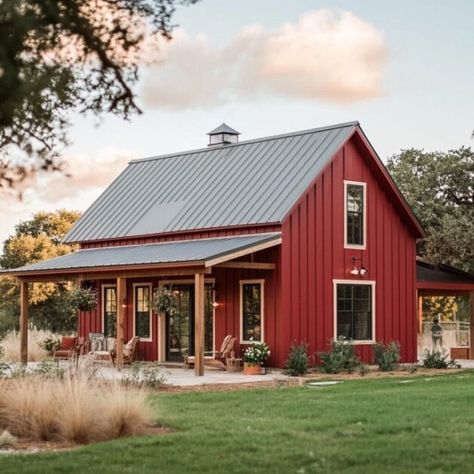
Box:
<box><xmin>165</xmin><ymin>284</ymin><xmax>214</xmax><ymax>362</ymax></box>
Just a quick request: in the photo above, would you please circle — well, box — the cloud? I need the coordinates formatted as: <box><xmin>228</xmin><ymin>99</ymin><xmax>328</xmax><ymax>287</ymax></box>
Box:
<box><xmin>142</xmin><ymin>9</ymin><xmax>387</xmax><ymax>109</ymax></box>
<box><xmin>36</xmin><ymin>147</ymin><xmax>135</xmax><ymax>202</ymax></box>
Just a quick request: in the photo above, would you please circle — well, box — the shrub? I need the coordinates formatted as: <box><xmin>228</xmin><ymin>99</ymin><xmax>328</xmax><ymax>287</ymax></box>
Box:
<box><xmin>373</xmin><ymin>341</ymin><xmax>400</xmax><ymax>371</ymax></box>
<box><xmin>39</xmin><ymin>336</ymin><xmax>60</xmax><ymax>356</ymax></box>
<box><xmin>122</xmin><ymin>362</ymin><xmax>166</xmax><ymax>390</ymax></box>
<box><xmin>68</xmin><ymin>286</ymin><xmax>98</xmax><ymax>312</ymax></box>
<box><xmin>358</xmin><ymin>363</ymin><xmax>370</xmax><ymax>377</ymax></box>
<box><xmin>0</xmin><ymin>430</ymin><xmax>17</xmax><ymax>447</ymax></box>
<box><xmin>243</xmin><ymin>342</ymin><xmax>271</xmax><ymax>365</ymax></box>
<box><xmin>284</xmin><ymin>343</ymin><xmax>309</xmax><ymax>376</ymax></box>
<box><xmin>319</xmin><ymin>337</ymin><xmax>361</xmax><ymax>374</ymax></box>
<box><xmin>0</xmin><ymin>371</ymin><xmax>153</xmax><ymax>444</ymax></box>
<box><xmin>34</xmin><ymin>359</ymin><xmax>65</xmax><ymax>379</ymax></box>
<box><xmin>2</xmin><ymin>329</ymin><xmax>52</xmax><ymax>362</ymax></box>
<box><xmin>422</xmin><ymin>348</ymin><xmax>460</xmax><ymax>369</ymax></box>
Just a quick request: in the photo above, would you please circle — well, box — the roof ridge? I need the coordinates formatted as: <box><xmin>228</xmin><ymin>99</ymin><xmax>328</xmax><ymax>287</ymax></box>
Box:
<box><xmin>130</xmin><ymin>121</ymin><xmax>359</xmax><ymax>164</ymax></box>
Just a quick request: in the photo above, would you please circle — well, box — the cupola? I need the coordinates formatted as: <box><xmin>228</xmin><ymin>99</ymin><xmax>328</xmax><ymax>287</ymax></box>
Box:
<box><xmin>207</xmin><ymin>123</ymin><xmax>240</xmax><ymax>146</ymax></box>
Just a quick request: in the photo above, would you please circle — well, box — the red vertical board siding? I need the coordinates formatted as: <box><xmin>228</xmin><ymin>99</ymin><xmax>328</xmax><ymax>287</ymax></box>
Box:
<box><xmin>281</xmin><ymin>137</ymin><xmax>418</xmax><ymax>364</ymax></box>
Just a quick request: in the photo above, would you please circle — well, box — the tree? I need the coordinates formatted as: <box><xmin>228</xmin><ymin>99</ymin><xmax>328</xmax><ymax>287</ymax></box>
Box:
<box><xmin>0</xmin><ymin>0</ymin><xmax>198</xmax><ymax>191</ymax></box>
<box><xmin>387</xmin><ymin>147</ymin><xmax>474</xmax><ymax>273</ymax></box>
<box><xmin>0</xmin><ymin>210</ymin><xmax>81</xmax><ymax>336</ymax></box>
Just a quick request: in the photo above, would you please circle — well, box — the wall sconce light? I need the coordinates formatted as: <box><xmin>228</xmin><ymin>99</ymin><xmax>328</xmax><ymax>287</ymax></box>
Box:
<box><xmin>350</xmin><ymin>256</ymin><xmax>368</xmax><ymax>277</ymax></box>
<box><xmin>212</xmin><ymin>301</ymin><xmax>220</xmax><ymax>309</ymax></box>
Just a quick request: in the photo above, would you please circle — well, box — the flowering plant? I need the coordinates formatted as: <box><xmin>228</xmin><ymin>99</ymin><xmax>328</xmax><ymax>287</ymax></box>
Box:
<box><xmin>152</xmin><ymin>286</ymin><xmax>178</xmax><ymax>317</ymax></box>
<box><xmin>243</xmin><ymin>342</ymin><xmax>270</xmax><ymax>365</ymax></box>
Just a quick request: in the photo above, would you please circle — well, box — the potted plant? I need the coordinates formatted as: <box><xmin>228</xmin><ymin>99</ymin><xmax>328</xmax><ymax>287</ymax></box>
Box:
<box><xmin>69</xmin><ymin>286</ymin><xmax>98</xmax><ymax>312</ymax></box>
<box><xmin>39</xmin><ymin>336</ymin><xmax>60</xmax><ymax>356</ymax></box>
<box><xmin>243</xmin><ymin>342</ymin><xmax>270</xmax><ymax>375</ymax></box>
<box><xmin>152</xmin><ymin>286</ymin><xmax>178</xmax><ymax>316</ymax></box>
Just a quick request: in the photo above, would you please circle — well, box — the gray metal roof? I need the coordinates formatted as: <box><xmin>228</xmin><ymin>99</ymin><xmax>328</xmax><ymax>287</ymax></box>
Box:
<box><xmin>64</xmin><ymin>121</ymin><xmax>358</xmax><ymax>243</ymax></box>
<box><xmin>208</xmin><ymin>123</ymin><xmax>240</xmax><ymax>135</ymax></box>
<box><xmin>5</xmin><ymin>234</ymin><xmax>281</xmax><ymax>275</ymax></box>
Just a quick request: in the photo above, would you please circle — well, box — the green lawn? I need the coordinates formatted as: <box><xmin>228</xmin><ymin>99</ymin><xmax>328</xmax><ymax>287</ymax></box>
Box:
<box><xmin>3</xmin><ymin>372</ymin><xmax>474</xmax><ymax>473</ymax></box>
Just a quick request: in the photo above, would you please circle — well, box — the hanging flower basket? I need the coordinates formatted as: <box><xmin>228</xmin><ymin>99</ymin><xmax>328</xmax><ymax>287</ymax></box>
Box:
<box><xmin>152</xmin><ymin>286</ymin><xmax>179</xmax><ymax>317</ymax></box>
<box><xmin>69</xmin><ymin>286</ymin><xmax>98</xmax><ymax>312</ymax></box>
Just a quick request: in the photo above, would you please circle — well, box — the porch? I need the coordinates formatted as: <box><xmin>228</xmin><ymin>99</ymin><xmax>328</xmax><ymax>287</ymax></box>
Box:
<box><xmin>416</xmin><ymin>259</ymin><xmax>474</xmax><ymax>360</ymax></box>
<box><xmin>1</xmin><ymin>234</ymin><xmax>282</xmax><ymax>376</ymax></box>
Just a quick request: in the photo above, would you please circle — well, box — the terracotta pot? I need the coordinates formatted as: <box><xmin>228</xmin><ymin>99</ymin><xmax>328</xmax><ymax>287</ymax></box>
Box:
<box><xmin>243</xmin><ymin>362</ymin><xmax>262</xmax><ymax>375</ymax></box>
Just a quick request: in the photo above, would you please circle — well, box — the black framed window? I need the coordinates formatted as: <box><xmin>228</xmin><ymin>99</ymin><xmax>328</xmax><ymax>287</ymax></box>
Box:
<box><xmin>135</xmin><ymin>285</ymin><xmax>151</xmax><ymax>339</ymax></box>
<box><xmin>241</xmin><ymin>282</ymin><xmax>263</xmax><ymax>342</ymax></box>
<box><xmin>103</xmin><ymin>286</ymin><xmax>117</xmax><ymax>337</ymax></box>
<box><xmin>346</xmin><ymin>183</ymin><xmax>365</xmax><ymax>246</ymax></box>
<box><xmin>336</xmin><ymin>284</ymin><xmax>372</xmax><ymax>341</ymax></box>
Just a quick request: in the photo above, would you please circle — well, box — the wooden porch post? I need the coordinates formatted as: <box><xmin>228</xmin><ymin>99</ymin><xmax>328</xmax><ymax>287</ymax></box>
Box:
<box><xmin>470</xmin><ymin>291</ymin><xmax>474</xmax><ymax>360</ymax></box>
<box><xmin>20</xmin><ymin>280</ymin><xmax>28</xmax><ymax>365</ymax></box>
<box><xmin>116</xmin><ymin>277</ymin><xmax>126</xmax><ymax>370</ymax></box>
<box><xmin>418</xmin><ymin>293</ymin><xmax>423</xmax><ymax>334</ymax></box>
<box><xmin>194</xmin><ymin>272</ymin><xmax>205</xmax><ymax>376</ymax></box>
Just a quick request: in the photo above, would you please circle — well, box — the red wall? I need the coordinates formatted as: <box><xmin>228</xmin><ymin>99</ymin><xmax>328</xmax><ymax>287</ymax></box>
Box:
<box><xmin>279</xmin><ymin>136</ymin><xmax>418</xmax><ymax>365</ymax></box>
<box><xmin>80</xmin><ymin>224</ymin><xmax>280</xmax><ymax>249</ymax></box>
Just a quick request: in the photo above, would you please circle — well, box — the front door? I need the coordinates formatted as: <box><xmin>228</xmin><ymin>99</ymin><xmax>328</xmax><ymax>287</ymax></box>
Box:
<box><xmin>165</xmin><ymin>284</ymin><xmax>214</xmax><ymax>362</ymax></box>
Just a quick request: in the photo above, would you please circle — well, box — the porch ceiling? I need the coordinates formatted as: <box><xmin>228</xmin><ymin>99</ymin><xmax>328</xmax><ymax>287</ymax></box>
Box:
<box><xmin>0</xmin><ymin>233</ymin><xmax>281</xmax><ymax>280</ymax></box>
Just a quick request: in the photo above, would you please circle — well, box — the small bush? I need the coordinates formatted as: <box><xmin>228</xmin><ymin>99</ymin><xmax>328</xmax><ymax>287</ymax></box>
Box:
<box><xmin>122</xmin><ymin>362</ymin><xmax>166</xmax><ymax>390</ymax></box>
<box><xmin>2</xmin><ymin>329</ymin><xmax>52</xmax><ymax>362</ymax></box>
<box><xmin>358</xmin><ymin>363</ymin><xmax>370</xmax><ymax>376</ymax></box>
<box><xmin>319</xmin><ymin>337</ymin><xmax>361</xmax><ymax>374</ymax></box>
<box><xmin>0</xmin><ymin>373</ymin><xmax>153</xmax><ymax>444</ymax></box>
<box><xmin>284</xmin><ymin>343</ymin><xmax>309</xmax><ymax>376</ymax></box>
<box><xmin>373</xmin><ymin>341</ymin><xmax>400</xmax><ymax>371</ymax></box>
<box><xmin>422</xmin><ymin>349</ymin><xmax>460</xmax><ymax>369</ymax></box>
<box><xmin>39</xmin><ymin>336</ymin><xmax>60</xmax><ymax>356</ymax></box>
<box><xmin>0</xmin><ymin>430</ymin><xmax>17</xmax><ymax>447</ymax></box>
<box><xmin>34</xmin><ymin>359</ymin><xmax>65</xmax><ymax>379</ymax></box>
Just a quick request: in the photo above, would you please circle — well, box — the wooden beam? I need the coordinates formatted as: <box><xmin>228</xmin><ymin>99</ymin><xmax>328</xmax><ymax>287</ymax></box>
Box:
<box><xmin>470</xmin><ymin>291</ymin><xmax>474</xmax><ymax>360</ymax></box>
<box><xmin>204</xmin><ymin>237</ymin><xmax>282</xmax><ymax>267</ymax></box>
<box><xmin>194</xmin><ymin>272</ymin><xmax>205</xmax><ymax>376</ymax></box>
<box><xmin>214</xmin><ymin>262</ymin><xmax>276</xmax><ymax>270</ymax></box>
<box><xmin>418</xmin><ymin>293</ymin><xmax>423</xmax><ymax>334</ymax></box>
<box><xmin>20</xmin><ymin>281</ymin><xmax>28</xmax><ymax>365</ymax></box>
<box><xmin>16</xmin><ymin>267</ymin><xmax>211</xmax><ymax>283</ymax></box>
<box><xmin>116</xmin><ymin>277</ymin><xmax>126</xmax><ymax>370</ymax></box>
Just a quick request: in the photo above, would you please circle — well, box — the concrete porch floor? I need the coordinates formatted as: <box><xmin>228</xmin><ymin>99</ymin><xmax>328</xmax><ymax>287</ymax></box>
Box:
<box><xmin>98</xmin><ymin>366</ymin><xmax>290</xmax><ymax>387</ymax></box>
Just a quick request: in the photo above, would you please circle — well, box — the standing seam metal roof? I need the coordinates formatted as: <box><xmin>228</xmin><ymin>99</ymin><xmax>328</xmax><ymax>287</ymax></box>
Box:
<box><xmin>64</xmin><ymin>122</ymin><xmax>358</xmax><ymax>243</ymax></box>
<box><xmin>4</xmin><ymin>234</ymin><xmax>281</xmax><ymax>274</ymax></box>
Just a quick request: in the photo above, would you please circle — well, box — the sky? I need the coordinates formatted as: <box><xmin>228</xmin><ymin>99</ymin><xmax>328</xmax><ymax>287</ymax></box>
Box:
<box><xmin>1</xmin><ymin>0</ymin><xmax>473</xmax><ymax>245</ymax></box>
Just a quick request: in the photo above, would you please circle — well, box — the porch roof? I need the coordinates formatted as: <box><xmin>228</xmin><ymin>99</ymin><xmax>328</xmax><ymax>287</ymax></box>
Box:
<box><xmin>416</xmin><ymin>258</ymin><xmax>474</xmax><ymax>292</ymax></box>
<box><xmin>1</xmin><ymin>233</ymin><xmax>281</xmax><ymax>279</ymax></box>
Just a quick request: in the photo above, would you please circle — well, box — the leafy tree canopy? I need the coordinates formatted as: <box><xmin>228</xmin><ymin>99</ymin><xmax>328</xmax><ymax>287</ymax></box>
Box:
<box><xmin>0</xmin><ymin>0</ymin><xmax>197</xmax><ymax>191</ymax></box>
<box><xmin>0</xmin><ymin>210</ymin><xmax>81</xmax><ymax>335</ymax></box>
<box><xmin>387</xmin><ymin>147</ymin><xmax>474</xmax><ymax>273</ymax></box>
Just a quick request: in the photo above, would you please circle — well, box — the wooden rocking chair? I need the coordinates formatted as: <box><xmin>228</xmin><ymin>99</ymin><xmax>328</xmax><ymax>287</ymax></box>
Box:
<box><xmin>184</xmin><ymin>335</ymin><xmax>236</xmax><ymax>370</ymax></box>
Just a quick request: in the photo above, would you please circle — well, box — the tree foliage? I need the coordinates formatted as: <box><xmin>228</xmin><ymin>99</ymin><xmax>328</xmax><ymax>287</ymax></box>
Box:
<box><xmin>387</xmin><ymin>147</ymin><xmax>474</xmax><ymax>273</ymax></box>
<box><xmin>0</xmin><ymin>210</ymin><xmax>81</xmax><ymax>336</ymax></box>
<box><xmin>0</xmin><ymin>0</ymin><xmax>198</xmax><ymax>191</ymax></box>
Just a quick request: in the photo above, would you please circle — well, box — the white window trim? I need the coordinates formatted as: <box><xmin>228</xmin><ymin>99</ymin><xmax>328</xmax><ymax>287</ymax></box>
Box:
<box><xmin>333</xmin><ymin>279</ymin><xmax>376</xmax><ymax>345</ymax></box>
<box><xmin>101</xmin><ymin>284</ymin><xmax>117</xmax><ymax>336</ymax></box>
<box><xmin>344</xmin><ymin>180</ymin><xmax>367</xmax><ymax>250</ymax></box>
<box><xmin>239</xmin><ymin>279</ymin><xmax>265</xmax><ymax>344</ymax></box>
<box><xmin>133</xmin><ymin>283</ymin><xmax>153</xmax><ymax>342</ymax></box>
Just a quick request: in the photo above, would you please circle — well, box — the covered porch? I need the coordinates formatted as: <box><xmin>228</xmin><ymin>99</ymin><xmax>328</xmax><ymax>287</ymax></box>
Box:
<box><xmin>416</xmin><ymin>258</ymin><xmax>474</xmax><ymax>360</ymax></box>
<box><xmin>2</xmin><ymin>233</ymin><xmax>281</xmax><ymax>376</ymax></box>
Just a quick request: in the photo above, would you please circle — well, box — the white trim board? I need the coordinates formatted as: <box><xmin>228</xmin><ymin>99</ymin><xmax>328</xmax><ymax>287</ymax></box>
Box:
<box><xmin>239</xmin><ymin>279</ymin><xmax>265</xmax><ymax>344</ymax></box>
<box><xmin>132</xmin><ymin>282</ymin><xmax>153</xmax><ymax>342</ymax></box>
<box><xmin>344</xmin><ymin>180</ymin><xmax>367</xmax><ymax>250</ymax></box>
<box><xmin>333</xmin><ymin>279</ymin><xmax>376</xmax><ymax>345</ymax></box>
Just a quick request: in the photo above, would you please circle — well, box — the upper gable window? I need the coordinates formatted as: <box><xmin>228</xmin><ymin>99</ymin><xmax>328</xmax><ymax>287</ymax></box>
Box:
<box><xmin>344</xmin><ymin>181</ymin><xmax>366</xmax><ymax>248</ymax></box>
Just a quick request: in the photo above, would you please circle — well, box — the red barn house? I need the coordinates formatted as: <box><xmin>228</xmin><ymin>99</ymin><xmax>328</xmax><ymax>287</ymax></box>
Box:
<box><xmin>9</xmin><ymin>121</ymin><xmax>466</xmax><ymax>374</ymax></box>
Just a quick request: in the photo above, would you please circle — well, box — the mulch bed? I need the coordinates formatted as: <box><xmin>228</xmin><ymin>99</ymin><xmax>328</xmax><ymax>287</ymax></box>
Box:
<box><xmin>0</xmin><ymin>425</ymin><xmax>168</xmax><ymax>454</ymax></box>
<box><xmin>158</xmin><ymin>366</ymin><xmax>470</xmax><ymax>393</ymax></box>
